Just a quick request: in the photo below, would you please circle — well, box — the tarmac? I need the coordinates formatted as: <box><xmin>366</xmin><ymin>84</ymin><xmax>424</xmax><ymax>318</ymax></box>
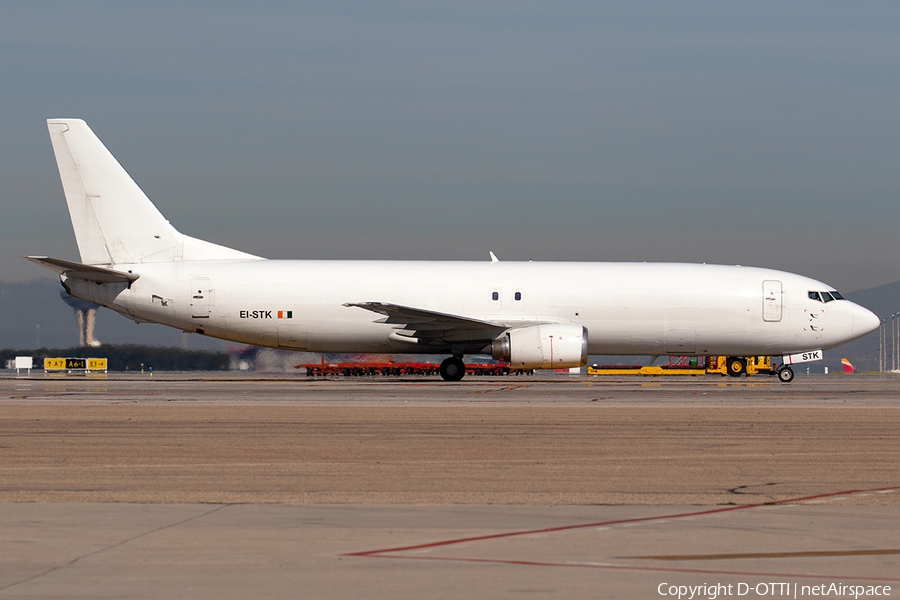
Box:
<box><xmin>0</xmin><ymin>372</ymin><xmax>898</xmax><ymax>598</ymax></box>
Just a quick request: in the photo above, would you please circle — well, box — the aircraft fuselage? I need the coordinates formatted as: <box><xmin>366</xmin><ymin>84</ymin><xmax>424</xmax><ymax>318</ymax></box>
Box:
<box><xmin>62</xmin><ymin>258</ymin><xmax>875</xmax><ymax>357</ymax></box>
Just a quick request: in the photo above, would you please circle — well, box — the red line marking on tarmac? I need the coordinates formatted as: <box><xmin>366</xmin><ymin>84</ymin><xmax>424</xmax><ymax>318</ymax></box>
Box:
<box><xmin>346</xmin><ymin>486</ymin><xmax>899</xmax><ymax>557</ymax></box>
<box><xmin>367</xmin><ymin>555</ymin><xmax>900</xmax><ymax>583</ymax></box>
<box><xmin>344</xmin><ymin>486</ymin><xmax>900</xmax><ymax>582</ymax></box>
<box><xmin>345</xmin><ymin>505</ymin><xmax>749</xmax><ymax>557</ymax></box>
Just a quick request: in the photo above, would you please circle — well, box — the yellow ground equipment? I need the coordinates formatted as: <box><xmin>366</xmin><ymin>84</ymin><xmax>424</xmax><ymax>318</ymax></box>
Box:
<box><xmin>706</xmin><ymin>356</ymin><xmax>773</xmax><ymax>377</ymax></box>
<box><xmin>588</xmin><ymin>356</ymin><xmax>773</xmax><ymax>378</ymax></box>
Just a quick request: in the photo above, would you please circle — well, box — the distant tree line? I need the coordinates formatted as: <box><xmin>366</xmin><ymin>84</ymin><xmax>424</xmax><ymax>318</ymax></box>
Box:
<box><xmin>1</xmin><ymin>344</ymin><xmax>230</xmax><ymax>371</ymax></box>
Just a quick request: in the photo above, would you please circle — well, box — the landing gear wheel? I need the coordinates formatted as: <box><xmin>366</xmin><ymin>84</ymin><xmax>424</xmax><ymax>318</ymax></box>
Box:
<box><xmin>777</xmin><ymin>366</ymin><xmax>794</xmax><ymax>383</ymax></box>
<box><xmin>727</xmin><ymin>357</ymin><xmax>746</xmax><ymax>377</ymax></box>
<box><xmin>439</xmin><ymin>357</ymin><xmax>466</xmax><ymax>381</ymax></box>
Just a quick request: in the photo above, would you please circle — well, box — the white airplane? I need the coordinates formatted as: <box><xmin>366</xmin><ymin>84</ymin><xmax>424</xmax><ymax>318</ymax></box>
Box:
<box><xmin>28</xmin><ymin>119</ymin><xmax>879</xmax><ymax>382</ymax></box>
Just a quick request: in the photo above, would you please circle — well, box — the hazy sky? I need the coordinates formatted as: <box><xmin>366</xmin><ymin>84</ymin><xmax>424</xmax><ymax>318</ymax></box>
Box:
<box><xmin>3</xmin><ymin>1</ymin><xmax>899</xmax><ymax>292</ymax></box>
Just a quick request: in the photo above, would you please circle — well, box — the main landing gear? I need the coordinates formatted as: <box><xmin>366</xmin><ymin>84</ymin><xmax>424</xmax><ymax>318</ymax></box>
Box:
<box><xmin>439</xmin><ymin>356</ymin><xmax>466</xmax><ymax>381</ymax></box>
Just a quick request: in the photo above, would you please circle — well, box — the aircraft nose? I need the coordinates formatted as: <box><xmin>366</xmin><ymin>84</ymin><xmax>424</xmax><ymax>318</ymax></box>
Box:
<box><xmin>852</xmin><ymin>303</ymin><xmax>880</xmax><ymax>339</ymax></box>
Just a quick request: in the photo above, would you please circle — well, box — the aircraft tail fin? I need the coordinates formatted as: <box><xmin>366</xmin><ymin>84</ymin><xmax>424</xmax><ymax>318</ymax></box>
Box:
<box><xmin>46</xmin><ymin>119</ymin><xmax>260</xmax><ymax>266</ymax></box>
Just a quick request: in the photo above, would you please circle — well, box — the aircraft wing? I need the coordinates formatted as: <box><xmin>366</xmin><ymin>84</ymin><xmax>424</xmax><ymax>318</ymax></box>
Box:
<box><xmin>25</xmin><ymin>256</ymin><xmax>139</xmax><ymax>284</ymax></box>
<box><xmin>343</xmin><ymin>302</ymin><xmax>507</xmax><ymax>346</ymax></box>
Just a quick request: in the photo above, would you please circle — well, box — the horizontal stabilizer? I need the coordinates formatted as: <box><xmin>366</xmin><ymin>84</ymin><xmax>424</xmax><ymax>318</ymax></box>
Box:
<box><xmin>25</xmin><ymin>256</ymin><xmax>139</xmax><ymax>284</ymax></box>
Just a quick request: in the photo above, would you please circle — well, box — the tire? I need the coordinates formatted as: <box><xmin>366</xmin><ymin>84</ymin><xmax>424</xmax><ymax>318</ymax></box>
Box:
<box><xmin>439</xmin><ymin>357</ymin><xmax>466</xmax><ymax>381</ymax></box>
<box><xmin>777</xmin><ymin>367</ymin><xmax>794</xmax><ymax>383</ymax></box>
<box><xmin>727</xmin><ymin>357</ymin><xmax>746</xmax><ymax>377</ymax></box>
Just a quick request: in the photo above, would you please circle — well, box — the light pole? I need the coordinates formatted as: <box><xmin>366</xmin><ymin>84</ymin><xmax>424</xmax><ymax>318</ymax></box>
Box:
<box><xmin>891</xmin><ymin>313</ymin><xmax>900</xmax><ymax>373</ymax></box>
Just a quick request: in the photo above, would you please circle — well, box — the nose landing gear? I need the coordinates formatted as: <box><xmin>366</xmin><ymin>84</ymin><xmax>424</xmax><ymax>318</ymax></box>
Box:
<box><xmin>777</xmin><ymin>366</ymin><xmax>794</xmax><ymax>383</ymax></box>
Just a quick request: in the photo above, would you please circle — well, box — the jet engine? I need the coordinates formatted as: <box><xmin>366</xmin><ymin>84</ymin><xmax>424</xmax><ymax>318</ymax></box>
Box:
<box><xmin>491</xmin><ymin>324</ymin><xmax>588</xmax><ymax>369</ymax></box>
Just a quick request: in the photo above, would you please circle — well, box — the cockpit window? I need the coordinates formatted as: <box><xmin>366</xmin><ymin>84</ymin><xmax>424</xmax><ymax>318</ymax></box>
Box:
<box><xmin>809</xmin><ymin>290</ymin><xmax>845</xmax><ymax>303</ymax></box>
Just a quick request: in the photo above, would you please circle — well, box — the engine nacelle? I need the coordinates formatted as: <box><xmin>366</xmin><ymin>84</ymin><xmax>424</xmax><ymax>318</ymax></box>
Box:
<box><xmin>491</xmin><ymin>324</ymin><xmax>588</xmax><ymax>369</ymax></box>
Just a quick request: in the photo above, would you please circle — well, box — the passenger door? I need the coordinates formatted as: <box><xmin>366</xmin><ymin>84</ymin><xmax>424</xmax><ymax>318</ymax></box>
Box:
<box><xmin>763</xmin><ymin>280</ymin><xmax>782</xmax><ymax>322</ymax></box>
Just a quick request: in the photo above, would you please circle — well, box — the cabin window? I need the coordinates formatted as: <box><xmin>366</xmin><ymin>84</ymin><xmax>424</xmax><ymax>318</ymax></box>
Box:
<box><xmin>489</xmin><ymin>288</ymin><xmax>502</xmax><ymax>310</ymax></box>
<box><xmin>514</xmin><ymin>292</ymin><xmax>522</xmax><ymax>301</ymax></box>
<box><xmin>808</xmin><ymin>291</ymin><xmax>822</xmax><ymax>302</ymax></box>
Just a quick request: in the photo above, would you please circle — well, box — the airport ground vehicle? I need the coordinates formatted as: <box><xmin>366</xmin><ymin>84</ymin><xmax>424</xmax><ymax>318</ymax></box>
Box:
<box><xmin>587</xmin><ymin>355</ymin><xmax>786</xmax><ymax>379</ymax></box>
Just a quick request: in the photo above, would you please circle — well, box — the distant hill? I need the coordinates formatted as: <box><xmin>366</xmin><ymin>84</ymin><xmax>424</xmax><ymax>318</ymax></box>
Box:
<box><xmin>843</xmin><ymin>282</ymin><xmax>900</xmax><ymax>322</ymax></box>
<box><xmin>839</xmin><ymin>282</ymin><xmax>899</xmax><ymax>373</ymax></box>
<box><xmin>1</xmin><ymin>278</ymin><xmax>894</xmax><ymax>372</ymax></box>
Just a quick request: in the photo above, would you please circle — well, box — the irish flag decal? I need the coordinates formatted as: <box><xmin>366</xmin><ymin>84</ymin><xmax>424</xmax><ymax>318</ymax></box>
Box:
<box><xmin>277</xmin><ymin>311</ymin><xmax>293</xmax><ymax>319</ymax></box>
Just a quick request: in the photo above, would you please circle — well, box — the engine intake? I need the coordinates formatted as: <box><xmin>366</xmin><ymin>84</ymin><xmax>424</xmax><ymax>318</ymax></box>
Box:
<box><xmin>492</xmin><ymin>324</ymin><xmax>588</xmax><ymax>369</ymax></box>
